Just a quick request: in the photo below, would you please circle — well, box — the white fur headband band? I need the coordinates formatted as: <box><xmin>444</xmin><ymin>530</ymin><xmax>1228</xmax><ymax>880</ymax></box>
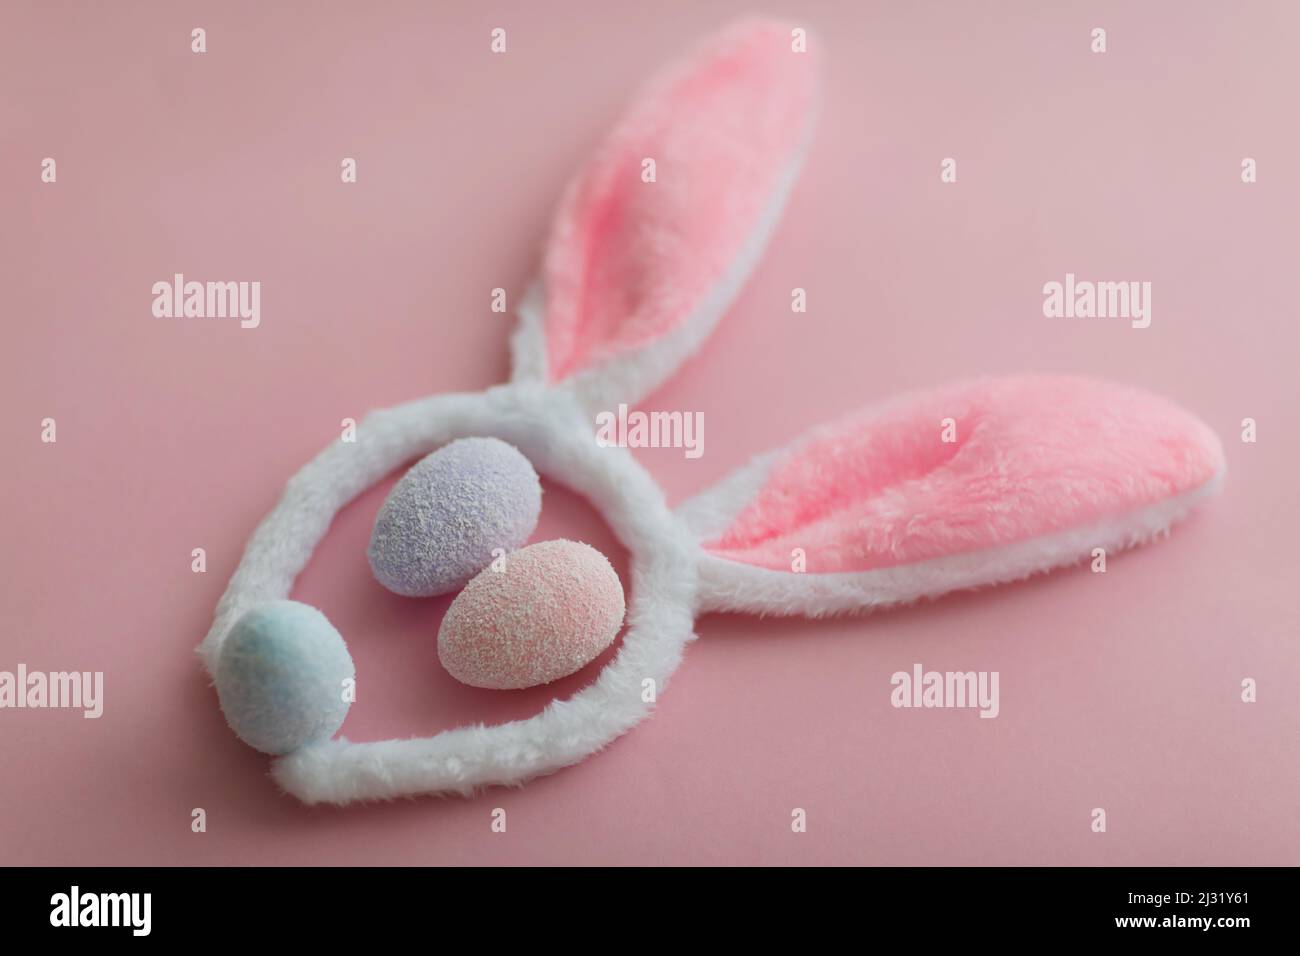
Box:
<box><xmin>202</xmin><ymin>19</ymin><xmax>1224</xmax><ymax>806</ymax></box>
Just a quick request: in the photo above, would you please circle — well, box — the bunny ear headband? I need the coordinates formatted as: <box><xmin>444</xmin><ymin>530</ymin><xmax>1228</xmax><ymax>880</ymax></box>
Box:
<box><xmin>202</xmin><ymin>19</ymin><xmax>1225</xmax><ymax>805</ymax></box>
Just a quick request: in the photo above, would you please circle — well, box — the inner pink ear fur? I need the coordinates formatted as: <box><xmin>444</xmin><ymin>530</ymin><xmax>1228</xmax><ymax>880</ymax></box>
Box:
<box><xmin>542</xmin><ymin>19</ymin><xmax>816</xmax><ymax>382</ymax></box>
<box><xmin>704</xmin><ymin>376</ymin><xmax>1225</xmax><ymax>573</ymax></box>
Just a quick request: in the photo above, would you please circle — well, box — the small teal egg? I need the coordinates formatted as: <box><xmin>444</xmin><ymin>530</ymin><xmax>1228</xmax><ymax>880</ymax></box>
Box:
<box><xmin>215</xmin><ymin>601</ymin><xmax>355</xmax><ymax>755</ymax></box>
<box><xmin>368</xmin><ymin>437</ymin><xmax>542</xmax><ymax>597</ymax></box>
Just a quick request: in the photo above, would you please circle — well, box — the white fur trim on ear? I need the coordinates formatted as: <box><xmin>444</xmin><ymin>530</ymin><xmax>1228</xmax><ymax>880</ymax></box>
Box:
<box><xmin>508</xmin><ymin>282</ymin><xmax>548</xmax><ymax>387</ymax></box>
<box><xmin>693</xmin><ymin>469</ymin><xmax>1224</xmax><ymax>617</ymax></box>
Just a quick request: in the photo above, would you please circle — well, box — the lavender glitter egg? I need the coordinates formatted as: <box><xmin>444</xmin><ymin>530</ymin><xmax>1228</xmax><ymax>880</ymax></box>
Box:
<box><xmin>368</xmin><ymin>437</ymin><xmax>542</xmax><ymax>597</ymax></box>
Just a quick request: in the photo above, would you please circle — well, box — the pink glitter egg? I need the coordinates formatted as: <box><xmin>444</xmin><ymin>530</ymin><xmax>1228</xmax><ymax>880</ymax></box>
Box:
<box><xmin>438</xmin><ymin>539</ymin><xmax>626</xmax><ymax>690</ymax></box>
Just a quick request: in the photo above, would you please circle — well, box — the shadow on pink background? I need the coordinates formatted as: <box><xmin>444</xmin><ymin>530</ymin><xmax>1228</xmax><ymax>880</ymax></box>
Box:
<box><xmin>2</xmin><ymin>0</ymin><xmax>1297</xmax><ymax>865</ymax></box>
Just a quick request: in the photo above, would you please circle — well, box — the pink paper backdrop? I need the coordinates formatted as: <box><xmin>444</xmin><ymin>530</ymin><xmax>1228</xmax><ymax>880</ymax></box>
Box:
<box><xmin>2</xmin><ymin>0</ymin><xmax>1297</xmax><ymax>866</ymax></box>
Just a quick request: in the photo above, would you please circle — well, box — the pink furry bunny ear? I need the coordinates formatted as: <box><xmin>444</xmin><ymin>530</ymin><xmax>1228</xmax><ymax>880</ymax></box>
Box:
<box><xmin>511</xmin><ymin>19</ymin><xmax>818</xmax><ymax>409</ymax></box>
<box><xmin>678</xmin><ymin>375</ymin><xmax>1225</xmax><ymax>616</ymax></box>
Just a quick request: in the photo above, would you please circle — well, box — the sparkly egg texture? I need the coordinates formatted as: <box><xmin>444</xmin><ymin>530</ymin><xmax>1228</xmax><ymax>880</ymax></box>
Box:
<box><xmin>438</xmin><ymin>540</ymin><xmax>626</xmax><ymax>689</ymax></box>
<box><xmin>214</xmin><ymin>601</ymin><xmax>355</xmax><ymax>755</ymax></box>
<box><xmin>368</xmin><ymin>437</ymin><xmax>542</xmax><ymax>598</ymax></box>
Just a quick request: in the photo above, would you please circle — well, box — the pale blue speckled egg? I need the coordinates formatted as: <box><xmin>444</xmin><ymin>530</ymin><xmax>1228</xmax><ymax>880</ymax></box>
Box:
<box><xmin>215</xmin><ymin>601</ymin><xmax>355</xmax><ymax>755</ymax></box>
<box><xmin>368</xmin><ymin>437</ymin><xmax>542</xmax><ymax>597</ymax></box>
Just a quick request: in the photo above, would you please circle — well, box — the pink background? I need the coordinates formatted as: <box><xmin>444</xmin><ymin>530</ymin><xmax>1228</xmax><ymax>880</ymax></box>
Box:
<box><xmin>3</xmin><ymin>1</ymin><xmax>1298</xmax><ymax>865</ymax></box>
